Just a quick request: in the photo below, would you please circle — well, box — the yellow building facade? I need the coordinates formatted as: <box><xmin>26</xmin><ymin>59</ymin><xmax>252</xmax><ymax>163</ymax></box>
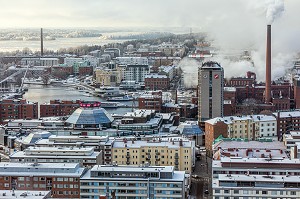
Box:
<box><xmin>111</xmin><ymin>139</ymin><xmax>193</xmax><ymax>173</ymax></box>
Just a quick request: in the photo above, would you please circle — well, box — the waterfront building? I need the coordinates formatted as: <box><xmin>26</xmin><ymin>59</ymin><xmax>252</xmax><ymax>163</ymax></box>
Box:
<box><xmin>0</xmin><ymin>99</ymin><xmax>38</xmax><ymax>124</ymax></box>
<box><xmin>198</xmin><ymin>62</ymin><xmax>224</xmax><ymax>129</ymax></box>
<box><xmin>212</xmin><ymin>139</ymin><xmax>300</xmax><ymax>199</ymax></box>
<box><xmin>40</xmin><ymin>99</ymin><xmax>81</xmax><ymax>117</ymax></box>
<box><xmin>10</xmin><ymin>146</ymin><xmax>102</xmax><ymax>167</ymax></box>
<box><xmin>144</xmin><ymin>74</ymin><xmax>169</xmax><ymax>90</ymax></box>
<box><xmin>80</xmin><ymin>165</ymin><xmax>186</xmax><ymax>199</ymax></box>
<box><xmin>138</xmin><ymin>91</ymin><xmax>163</xmax><ymax>112</ymax></box>
<box><xmin>110</xmin><ymin>137</ymin><xmax>194</xmax><ymax>173</ymax></box>
<box><xmin>0</xmin><ymin>162</ymin><xmax>85</xmax><ymax>198</ymax></box>
<box><xmin>205</xmin><ymin>114</ymin><xmax>277</xmax><ymax>152</ymax></box>
<box><xmin>94</xmin><ymin>68</ymin><xmax>121</xmax><ymax>86</ymax></box>
<box><xmin>66</xmin><ymin>107</ymin><xmax>114</xmax><ymax>130</ymax></box>
<box><xmin>50</xmin><ymin>64</ymin><xmax>73</xmax><ymax>78</ymax></box>
<box><xmin>124</xmin><ymin>64</ymin><xmax>150</xmax><ymax>83</ymax></box>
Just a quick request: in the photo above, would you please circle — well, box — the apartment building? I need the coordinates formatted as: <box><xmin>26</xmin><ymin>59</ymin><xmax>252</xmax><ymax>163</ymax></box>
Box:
<box><xmin>205</xmin><ymin>114</ymin><xmax>277</xmax><ymax>152</ymax></box>
<box><xmin>283</xmin><ymin>131</ymin><xmax>300</xmax><ymax>151</ymax></box>
<box><xmin>115</xmin><ymin>57</ymin><xmax>148</xmax><ymax>65</ymax></box>
<box><xmin>212</xmin><ymin>139</ymin><xmax>300</xmax><ymax>199</ymax></box>
<box><xmin>80</xmin><ymin>165</ymin><xmax>185</xmax><ymax>199</ymax></box>
<box><xmin>0</xmin><ymin>162</ymin><xmax>86</xmax><ymax>198</ymax></box>
<box><xmin>124</xmin><ymin>64</ymin><xmax>150</xmax><ymax>83</ymax></box>
<box><xmin>0</xmin><ymin>99</ymin><xmax>38</xmax><ymax>124</ymax></box>
<box><xmin>110</xmin><ymin>138</ymin><xmax>194</xmax><ymax>173</ymax></box>
<box><xmin>10</xmin><ymin>146</ymin><xmax>102</xmax><ymax>167</ymax></box>
<box><xmin>273</xmin><ymin>111</ymin><xmax>300</xmax><ymax>139</ymax></box>
<box><xmin>144</xmin><ymin>74</ymin><xmax>170</xmax><ymax>90</ymax></box>
<box><xmin>94</xmin><ymin>68</ymin><xmax>121</xmax><ymax>86</ymax></box>
<box><xmin>138</xmin><ymin>91</ymin><xmax>163</xmax><ymax>112</ymax></box>
<box><xmin>40</xmin><ymin>99</ymin><xmax>81</xmax><ymax>117</ymax></box>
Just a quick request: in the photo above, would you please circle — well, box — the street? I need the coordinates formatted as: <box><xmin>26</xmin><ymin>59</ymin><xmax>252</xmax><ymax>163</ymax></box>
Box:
<box><xmin>190</xmin><ymin>152</ymin><xmax>212</xmax><ymax>199</ymax></box>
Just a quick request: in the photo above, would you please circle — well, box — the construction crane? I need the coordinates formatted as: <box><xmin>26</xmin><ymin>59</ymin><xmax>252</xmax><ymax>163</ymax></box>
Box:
<box><xmin>18</xmin><ymin>65</ymin><xmax>30</xmax><ymax>94</ymax></box>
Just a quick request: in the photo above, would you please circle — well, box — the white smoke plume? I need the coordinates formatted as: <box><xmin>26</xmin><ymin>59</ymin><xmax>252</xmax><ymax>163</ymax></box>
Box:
<box><xmin>266</xmin><ymin>0</ymin><xmax>285</xmax><ymax>24</ymax></box>
<box><xmin>178</xmin><ymin>57</ymin><xmax>200</xmax><ymax>88</ymax></box>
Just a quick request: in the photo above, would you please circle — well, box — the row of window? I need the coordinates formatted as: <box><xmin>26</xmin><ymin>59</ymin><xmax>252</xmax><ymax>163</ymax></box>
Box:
<box><xmin>215</xmin><ymin>189</ymin><xmax>298</xmax><ymax>195</ymax></box>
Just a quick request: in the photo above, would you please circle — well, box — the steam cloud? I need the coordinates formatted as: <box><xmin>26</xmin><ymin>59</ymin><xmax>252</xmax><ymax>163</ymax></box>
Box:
<box><xmin>266</xmin><ymin>0</ymin><xmax>285</xmax><ymax>24</ymax></box>
<box><xmin>178</xmin><ymin>57</ymin><xmax>200</xmax><ymax>88</ymax></box>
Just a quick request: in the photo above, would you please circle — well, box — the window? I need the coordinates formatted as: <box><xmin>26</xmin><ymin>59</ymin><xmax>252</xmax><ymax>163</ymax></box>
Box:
<box><xmin>224</xmin><ymin>190</ymin><xmax>229</xmax><ymax>194</ymax></box>
<box><xmin>234</xmin><ymin>190</ymin><xmax>239</xmax><ymax>194</ymax></box>
<box><xmin>262</xmin><ymin>190</ymin><xmax>267</xmax><ymax>194</ymax></box>
<box><xmin>291</xmin><ymin>191</ymin><xmax>296</xmax><ymax>195</ymax></box>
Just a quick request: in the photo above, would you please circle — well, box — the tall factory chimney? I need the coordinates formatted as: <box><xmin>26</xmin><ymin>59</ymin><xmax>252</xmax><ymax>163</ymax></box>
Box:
<box><xmin>40</xmin><ymin>28</ymin><xmax>44</xmax><ymax>57</ymax></box>
<box><xmin>265</xmin><ymin>25</ymin><xmax>271</xmax><ymax>103</ymax></box>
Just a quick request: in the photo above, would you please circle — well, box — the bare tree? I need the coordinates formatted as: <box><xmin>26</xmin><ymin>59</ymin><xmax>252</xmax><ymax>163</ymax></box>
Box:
<box><xmin>241</xmin><ymin>98</ymin><xmax>259</xmax><ymax>115</ymax></box>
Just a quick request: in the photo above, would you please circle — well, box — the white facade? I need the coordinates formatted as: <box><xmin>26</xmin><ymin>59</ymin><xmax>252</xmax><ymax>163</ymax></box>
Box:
<box><xmin>80</xmin><ymin>165</ymin><xmax>185</xmax><ymax>199</ymax></box>
<box><xmin>212</xmin><ymin>140</ymin><xmax>300</xmax><ymax>199</ymax></box>
<box><xmin>10</xmin><ymin>146</ymin><xmax>102</xmax><ymax>167</ymax></box>
<box><xmin>81</xmin><ymin>55</ymin><xmax>101</xmax><ymax>67</ymax></box>
<box><xmin>160</xmin><ymin>65</ymin><xmax>176</xmax><ymax>80</ymax></box>
<box><xmin>115</xmin><ymin>57</ymin><xmax>149</xmax><ymax>65</ymax></box>
<box><xmin>64</xmin><ymin>57</ymin><xmax>83</xmax><ymax>66</ymax></box>
<box><xmin>206</xmin><ymin>114</ymin><xmax>277</xmax><ymax>140</ymax></box>
<box><xmin>125</xmin><ymin>64</ymin><xmax>150</xmax><ymax>83</ymax></box>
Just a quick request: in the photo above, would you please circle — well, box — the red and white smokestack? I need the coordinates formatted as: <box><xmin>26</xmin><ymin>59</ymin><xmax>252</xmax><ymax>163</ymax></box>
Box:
<box><xmin>265</xmin><ymin>25</ymin><xmax>271</xmax><ymax>103</ymax></box>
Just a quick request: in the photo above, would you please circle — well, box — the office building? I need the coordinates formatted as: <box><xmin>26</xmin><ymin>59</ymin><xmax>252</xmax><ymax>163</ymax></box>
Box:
<box><xmin>80</xmin><ymin>165</ymin><xmax>185</xmax><ymax>199</ymax></box>
<box><xmin>198</xmin><ymin>61</ymin><xmax>224</xmax><ymax>128</ymax></box>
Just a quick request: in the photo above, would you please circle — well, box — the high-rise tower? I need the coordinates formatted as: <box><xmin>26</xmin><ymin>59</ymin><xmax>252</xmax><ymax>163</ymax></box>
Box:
<box><xmin>198</xmin><ymin>61</ymin><xmax>224</xmax><ymax>127</ymax></box>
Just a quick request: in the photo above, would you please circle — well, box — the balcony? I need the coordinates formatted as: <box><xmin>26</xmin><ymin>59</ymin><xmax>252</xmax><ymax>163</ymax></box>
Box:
<box><xmin>175</xmin><ymin>161</ymin><xmax>179</xmax><ymax>165</ymax></box>
<box><xmin>126</xmin><ymin>161</ymin><xmax>130</xmax><ymax>165</ymax></box>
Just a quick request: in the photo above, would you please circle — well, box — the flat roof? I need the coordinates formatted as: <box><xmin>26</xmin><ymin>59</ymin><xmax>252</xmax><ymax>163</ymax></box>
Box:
<box><xmin>113</xmin><ymin>140</ymin><xmax>192</xmax><ymax>149</ymax></box>
<box><xmin>0</xmin><ymin>190</ymin><xmax>50</xmax><ymax>199</ymax></box>
<box><xmin>91</xmin><ymin>165</ymin><xmax>174</xmax><ymax>173</ymax></box>
<box><xmin>0</xmin><ymin>162</ymin><xmax>85</xmax><ymax>177</ymax></box>
<box><xmin>274</xmin><ymin>111</ymin><xmax>300</xmax><ymax>118</ymax></box>
<box><xmin>206</xmin><ymin>114</ymin><xmax>276</xmax><ymax>125</ymax></box>
<box><xmin>218</xmin><ymin>174</ymin><xmax>300</xmax><ymax>183</ymax></box>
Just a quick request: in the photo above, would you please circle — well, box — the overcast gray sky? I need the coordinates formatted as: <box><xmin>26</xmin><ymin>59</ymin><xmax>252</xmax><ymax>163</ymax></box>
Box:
<box><xmin>0</xmin><ymin>0</ymin><xmax>299</xmax><ymax>51</ymax></box>
<box><xmin>0</xmin><ymin>0</ymin><xmax>297</xmax><ymax>28</ymax></box>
